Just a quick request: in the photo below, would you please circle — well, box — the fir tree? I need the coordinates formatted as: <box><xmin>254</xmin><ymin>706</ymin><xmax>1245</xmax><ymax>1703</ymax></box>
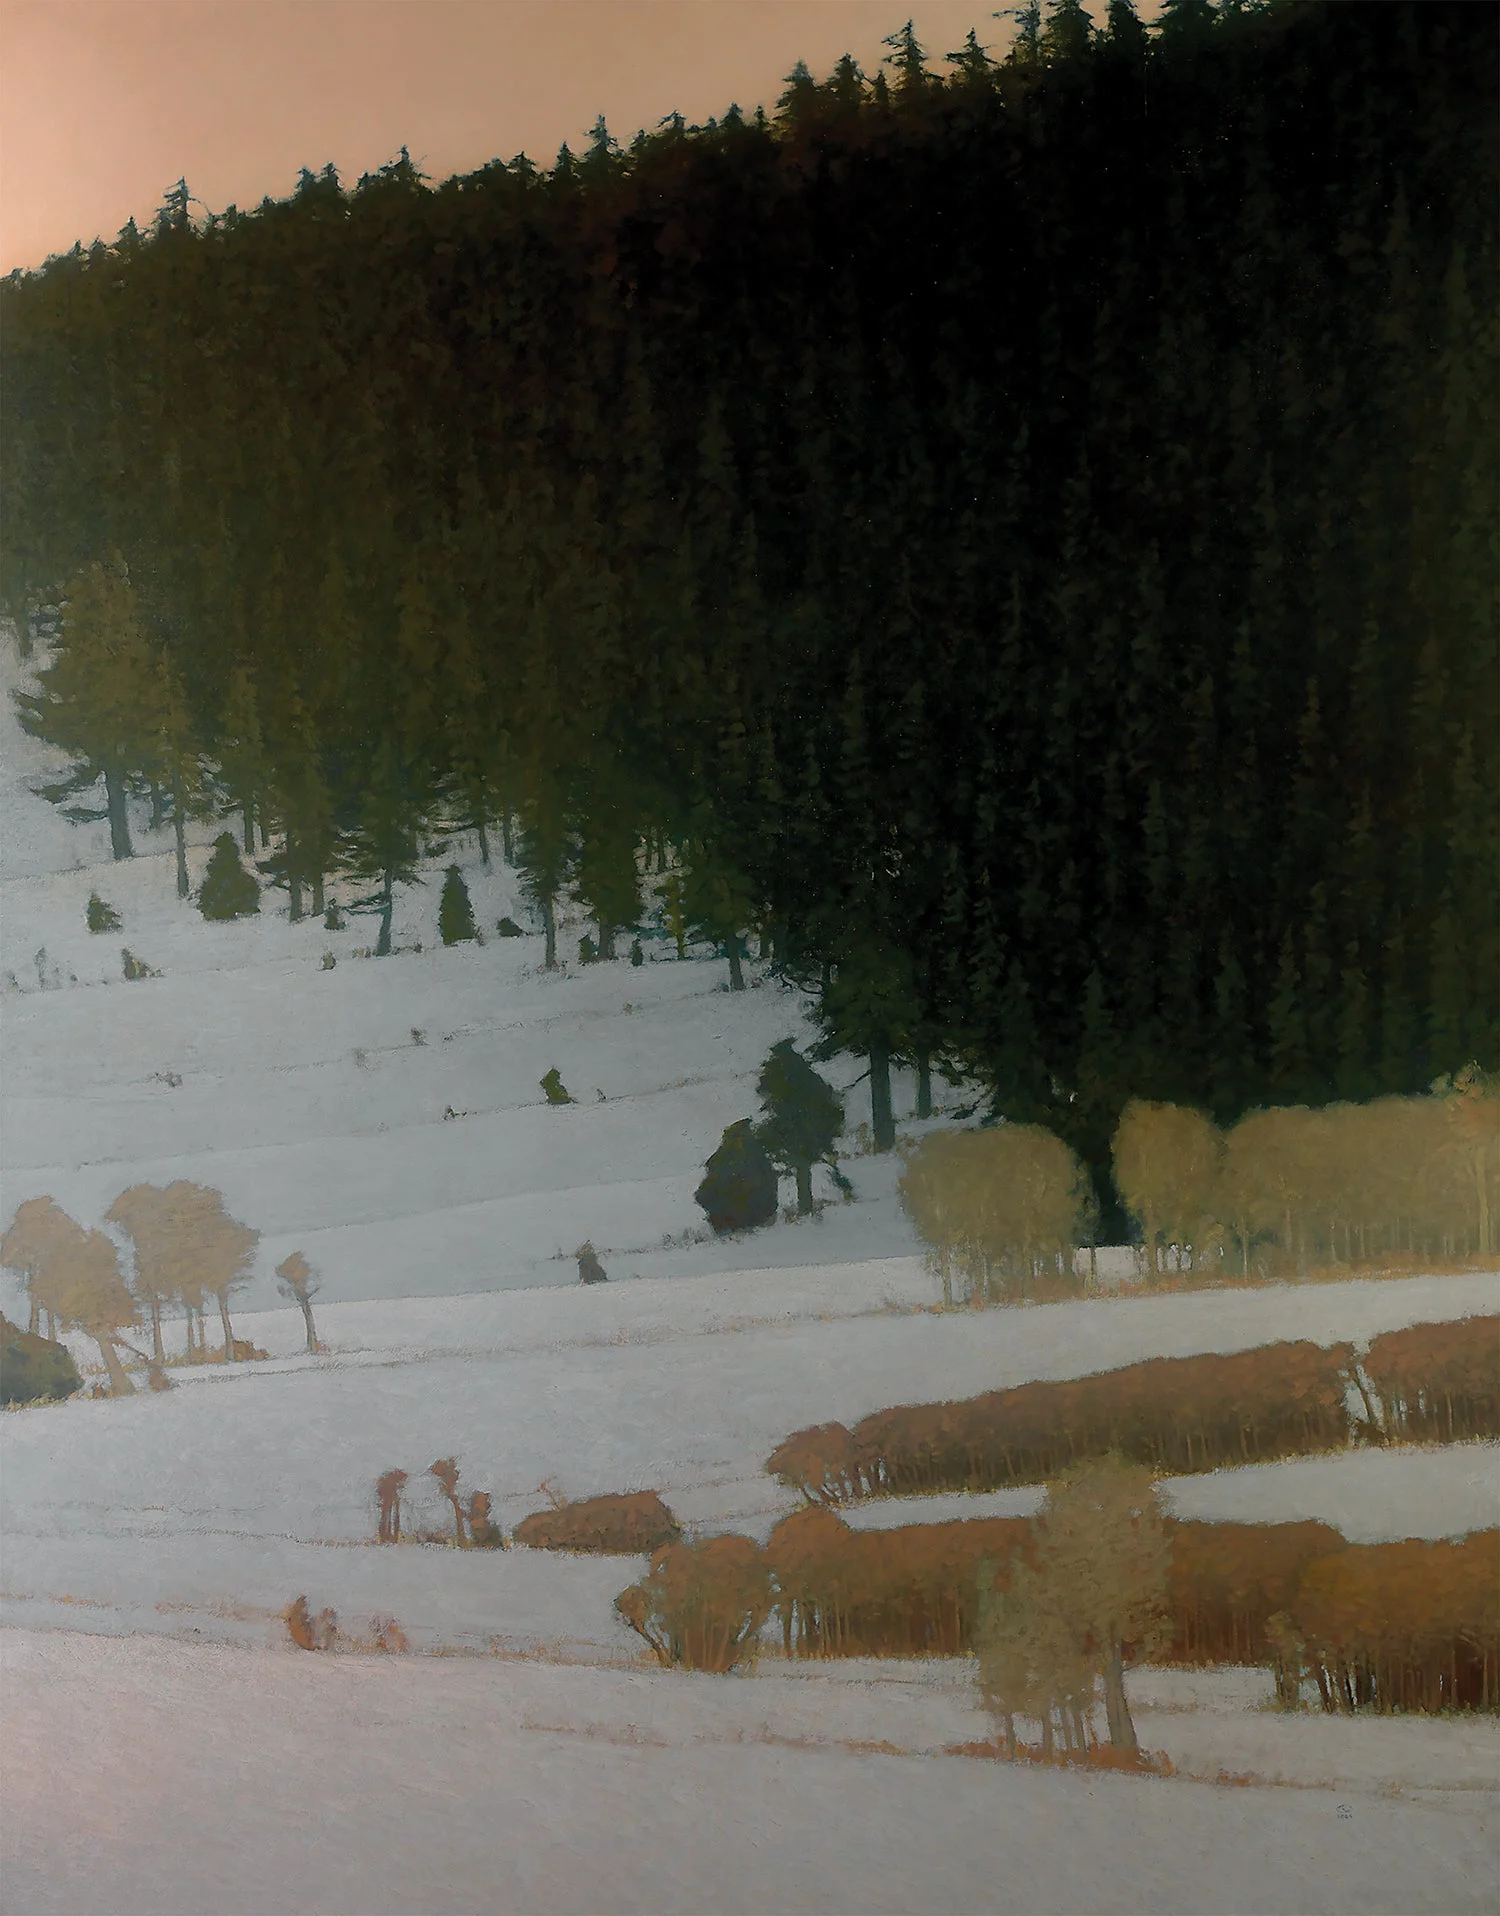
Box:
<box><xmin>438</xmin><ymin>865</ymin><xmax>477</xmax><ymax>945</ymax></box>
<box><xmin>198</xmin><ymin>832</ymin><xmax>260</xmax><ymax>920</ymax></box>
<box><xmin>755</xmin><ymin>1040</ymin><xmax>844</xmax><ymax>1216</ymax></box>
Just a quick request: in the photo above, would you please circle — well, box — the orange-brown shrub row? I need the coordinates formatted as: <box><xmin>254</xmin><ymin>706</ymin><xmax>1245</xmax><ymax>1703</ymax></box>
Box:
<box><xmin>1166</xmin><ymin>1520</ymin><xmax>1346</xmax><ymax>1668</ymax></box>
<box><xmin>512</xmin><ymin>1490</ymin><xmax>681</xmax><ymax>1555</ymax></box>
<box><xmin>1294</xmin><ymin>1530</ymin><xmax>1500</xmax><ymax>1714</ymax></box>
<box><xmin>1361</xmin><ymin>1315</ymin><xmax>1500</xmax><ymax>1444</ymax></box>
<box><xmin>764</xmin><ymin>1511</ymin><xmax>1349</xmax><ymax>1668</ymax></box>
<box><xmin>614</xmin><ymin>1534</ymin><xmax>771</xmax><ymax>1671</ymax></box>
<box><xmin>765</xmin><ymin>1507</ymin><xmax>1036</xmax><ymax>1658</ymax></box>
<box><xmin>612</xmin><ymin>1518</ymin><xmax>1499</xmax><ymax>1712</ymax></box>
<box><xmin>767</xmin><ymin>1341</ymin><xmax>1354</xmax><ymax>1502</ymax></box>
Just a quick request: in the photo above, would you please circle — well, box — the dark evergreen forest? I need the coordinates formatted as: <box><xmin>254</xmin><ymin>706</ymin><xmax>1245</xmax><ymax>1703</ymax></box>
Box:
<box><xmin>2</xmin><ymin>0</ymin><xmax>1494</xmax><ymax>1217</ymax></box>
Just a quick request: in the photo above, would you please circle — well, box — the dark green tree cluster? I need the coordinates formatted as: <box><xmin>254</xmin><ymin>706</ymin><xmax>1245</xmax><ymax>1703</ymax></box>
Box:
<box><xmin>3</xmin><ymin>4</ymin><xmax>1494</xmax><ymax>1221</ymax></box>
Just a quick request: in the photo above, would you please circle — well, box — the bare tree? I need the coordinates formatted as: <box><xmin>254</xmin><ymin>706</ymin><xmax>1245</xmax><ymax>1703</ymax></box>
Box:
<box><xmin>376</xmin><ymin>1469</ymin><xmax>408</xmax><ymax>1543</ymax></box>
<box><xmin>276</xmin><ymin>1251</ymin><xmax>322</xmax><ymax>1354</ymax></box>
<box><xmin>429</xmin><ymin>1458</ymin><xmax>468</xmax><ymax>1546</ymax></box>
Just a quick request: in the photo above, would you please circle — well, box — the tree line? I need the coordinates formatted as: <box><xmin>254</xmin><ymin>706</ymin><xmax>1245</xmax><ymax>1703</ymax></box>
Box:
<box><xmin>2</xmin><ymin>2</ymin><xmax>1494</xmax><ymax>1219</ymax></box>
<box><xmin>899</xmin><ymin>1073</ymin><xmax>1500</xmax><ymax>1302</ymax></box>
<box><xmin>764</xmin><ymin>1314</ymin><xmax>1498</xmax><ymax>1501</ymax></box>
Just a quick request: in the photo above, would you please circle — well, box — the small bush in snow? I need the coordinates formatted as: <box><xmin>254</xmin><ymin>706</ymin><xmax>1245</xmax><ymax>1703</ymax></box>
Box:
<box><xmin>86</xmin><ymin>892</ymin><xmax>122</xmax><ymax>933</ymax></box>
<box><xmin>539</xmin><ymin>1068</ymin><xmax>574</xmax><ymax>1105</ymax></box>
<box><xmin>515</xmin><ymin>1489</ymin><xmax>680</xmax><ymax>1555</ymax></box>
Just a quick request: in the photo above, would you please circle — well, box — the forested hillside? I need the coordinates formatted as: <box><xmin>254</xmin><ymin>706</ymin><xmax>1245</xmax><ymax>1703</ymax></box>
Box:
<box><xmin>2</xmin><ymin>0</ymin><xmax>1494</xmax><ymax>1214</ymax></box>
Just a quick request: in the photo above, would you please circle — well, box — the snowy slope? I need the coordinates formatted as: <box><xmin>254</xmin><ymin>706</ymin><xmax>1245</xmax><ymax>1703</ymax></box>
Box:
<box><xmin>5</xmin><ymin>629</ymin><xmax>1499</xmax><ymax>1916</ymax></box>
<box><xmin>5</xmin><ymin>1630</ymin><xmax>1497</xmax><ymax>1916</ymax></box>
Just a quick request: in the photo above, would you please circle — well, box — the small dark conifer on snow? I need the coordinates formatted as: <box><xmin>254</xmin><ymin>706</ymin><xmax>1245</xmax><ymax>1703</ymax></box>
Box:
<box><xmin>199</xmin><ymin>833</ymin><xmax>260</xmax><ymax>920</ymax></box>
<box><xmin>695</xmin><ymin>1119</ymin><xmax>780</xmax><ymax>1234</ymax></box>
<box><xmin>86</xmin><ymin>892</ymin><xmax>122</xmax><ymax>933</ymax></box>
<box><xmin>438</xmin><ymin>865</ymin><xmax>477</xmax><ymax>945</ymax></box>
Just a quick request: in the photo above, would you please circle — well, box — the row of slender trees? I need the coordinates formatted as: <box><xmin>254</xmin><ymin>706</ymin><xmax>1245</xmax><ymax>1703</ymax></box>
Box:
<box><xmin>0</xmin><ymin>1187</ymin><xmax>321</xmax><ymax>1395</ymax></box>
<box><xmin>3</xmin><ymin>2</ymin><xmax>1494</xmax><ymax>1219</ymax></box>
<box><xmin>899</xmin><ymin>1074</ymin><xmax>1500</xmax><ymax>1303</ymax></box>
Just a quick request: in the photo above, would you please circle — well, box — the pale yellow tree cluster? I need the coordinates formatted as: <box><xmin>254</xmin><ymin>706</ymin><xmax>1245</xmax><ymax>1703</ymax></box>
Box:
<box><xmin>0</xmin><ymin>1197</ymin><xmax>140</xmax><ymax>1395</ymax></box>
<box><xmin>899</xmin><ymin>1125</ymin><xmax>1095</xmax><ymax>1305</ymax></box>
<box><xmin>976</xmin><ymin>1458</ymin><xmax>1171</xmax><ymax>1759</ymax></box>
<box><xmin>1112</xmin><ymin>1075</ymin><xmax>1499</xmax><ymax>1280</ymax></box>
<box><xmin>1</xmin><ymin>1183</ymin><xmax>265</xmax><ymax>1394</ymax></box>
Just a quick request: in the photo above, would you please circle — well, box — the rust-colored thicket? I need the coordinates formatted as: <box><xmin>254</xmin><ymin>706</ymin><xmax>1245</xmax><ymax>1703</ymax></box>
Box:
<box><xmin>1361</xmin><ymin>1315</ymin><xmax>1500</xmax><ymax>1443</ymax></box>
<box><xmin>765</xmin><ymin>1507</ymin><xmax>1035</xmax><ymax>1658</ymax></box>
<box><xmin>1165</xmin><ymin>1520</ymin><xmax>1347</xmax><ymax>1668</ymax></box>
<box><xmin>1293</xmin><ymin>1530</ymin><xmax>1500</xmax><ymax>1714</ymax></box>
<box><xmin>764</xmin><ymin>1423</ymin><xmax>868</xmax><ymax>1505</ymax></box>
<box><xmin>615</xmin><ymin>1534</ymin><xmax>771</xmax><ymax>1671</ymax></box>
<box><xmin>769</xmin><ymin>1341</ymin><xmax>1355</xmax><ymax>1503</ymax></box>
<box><xmin>515</xmin><ymin>1490</ymin><xmax>682</xmax><ymax>1554</ymax></box>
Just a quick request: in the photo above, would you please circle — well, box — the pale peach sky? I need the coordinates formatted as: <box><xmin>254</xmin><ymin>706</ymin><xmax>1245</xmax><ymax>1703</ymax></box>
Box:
<box><xmin>0</xmin><ymin>0</ymin><xmax>1088</xmax><ymax>273</ymax></box>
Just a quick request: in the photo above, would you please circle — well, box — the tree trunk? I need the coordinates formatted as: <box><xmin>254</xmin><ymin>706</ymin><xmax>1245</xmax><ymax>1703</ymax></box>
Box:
<box><xmin>376</xmin><ymin>871</ymin><xmax>393</xmax><ymax>957</ymax></box>
<box><xmin>217</xmin><ymin>1289</ymin><xmax>238</xmax><ymax>1361</ymax></box>
<box><xmin>299</xmin><ymin>1296</ymin><xmax>319</xmax><ymax>1355</ymax></box>
<box><xmin>475</xmin><ymin>819</ymin><xmax>491</xmax><ymax>870</ymax></box>
<box><xmin>869</xmin><ymin>1036</ymin><xmax>895</xmax><ymax>1152</ymax></box>
<box><xmin>1003</xmin><ymin>1712</ymin><xmax>1017</xmax><ymax>1760</ymax></box>
<box><xmin>93</xmin><ymin>1332</ymin><xmax>135</xmax><ymax>1396</ymax></box>
<box><xmin>542</xmin><ymin>892</ymin><xmax>557</xmax><ymax>969</ymax></box>
<box><xmin>599</xmin><ymin>922</ymin><xmax>616</xmax><ymax>961</ymax></box>
<box><xmin>758</xmin><ymin>923</ymin><xmax>775</xmax><ymax>964</ymax></box>
<box><xmin>288</xmin><ymin>868</ymin><xmax>303</xmax><ymax>922</ymax></box>
<box><xmin>149</xmin><ymin>779</ymin><xmax>166</xmax><ymax>830</ymax></box>
<box><xmin>105</xmin><ymin>766</ymin><xmax>134</xmax><ymax>860</ymax></box>
<box><xmin>172</xmin><ymin>801</ymin><xmax>190</xmax><ymax>899</ymax></box>
<box><xmin>1101</xmin><ymin>1648</ymin><xmax>1138</xmax><ymax>1751</ymax></box>
<box><xmin>794</xmin><ymin>1161</ymin><xmax>814</xmax><ymax>1215</ymax></box>
<box><xmin>242</xmin><ymin>804</ymin><xmax>255</xmax><ymax>855</ymax></box>
<box><xmin>915</xmin><ymin>1049</ymin><xmax>932</xmax><ymax>1119</ymax></box>
<box><xmin>500</xmin><ymin>812</ymin><xmax>515</xmax><ymax>866</ymax></box>
<box><xmin>27</xmin><ymin>1293</ymin><xmax>39</xmax><ymax>1335</ymax></box>
<box><xmin>311</xmin><ymin>871</ymin><xmax>326</xmax><ymax>916</ymax></box>
<box><xmin>149</xmin><ymin>1293</ymin><xmax>164</xmax><ymax>1364</ymax></box>
<box><xmin>726</xmin><ymin>936</ymin><xmax>745</xmax><ymax>991</ymax></box>
<box><xmin>259</xmin><ymin>818</ymin><xmax>271</xmax><ymax>852</ymax></box>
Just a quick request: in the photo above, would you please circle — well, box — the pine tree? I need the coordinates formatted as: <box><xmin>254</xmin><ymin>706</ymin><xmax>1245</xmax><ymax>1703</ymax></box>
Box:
<box><xmin>13</xmin><ymin>559</ymin><xmax>161</xmax><ymax>860</ymax></box>
<box><xmin>755</xmin><ymin>1040</ymin><xmax>844</xmax><ymax>1216</ymax></box>
<box><xmin>438</xmin><ymin>865</ymin><xmax>477</xmax><ymax>945</ymax></box>
<box><xmin>198</xmin><ymin>832</ymin><xmax>259</xmax><ymax>920</ymax></box>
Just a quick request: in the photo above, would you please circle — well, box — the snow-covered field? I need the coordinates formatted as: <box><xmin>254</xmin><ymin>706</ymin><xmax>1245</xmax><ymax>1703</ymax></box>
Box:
<box><xmin>3</xmin><ymin>630</ymin><xmax>1497</xmax><ymax>1916</ymax></box>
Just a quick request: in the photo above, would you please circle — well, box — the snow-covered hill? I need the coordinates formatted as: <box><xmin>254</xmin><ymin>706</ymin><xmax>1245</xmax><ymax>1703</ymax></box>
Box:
<box><xmin>4</xmin><ymin>630</ymin><xmax>1498</xmax><ymax>1916</ymax></box>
